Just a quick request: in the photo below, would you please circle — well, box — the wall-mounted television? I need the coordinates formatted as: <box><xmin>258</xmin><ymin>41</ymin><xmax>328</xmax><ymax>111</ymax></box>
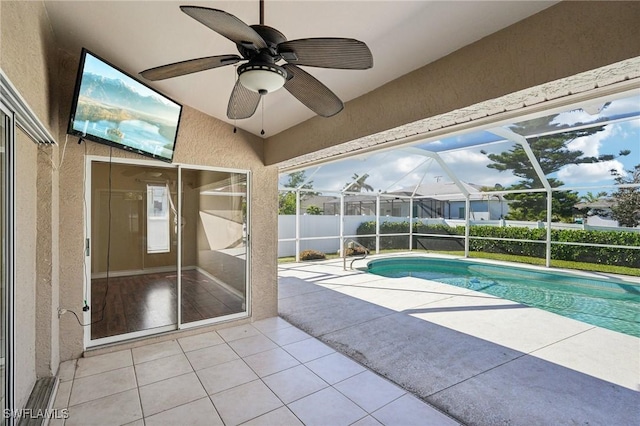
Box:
<box><xmin>67</xmin><ymin>48</ymin><xmax>182</xmax><ymax>162</ymax></box>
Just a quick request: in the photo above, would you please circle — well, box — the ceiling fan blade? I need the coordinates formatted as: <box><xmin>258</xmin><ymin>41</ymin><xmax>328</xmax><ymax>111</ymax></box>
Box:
<box><xmin>278</xmin><ymin>38</ymin><xmax>373</xmax><ymax>70</ymax></box>
<box><xmin>180</xmin><ymin>6</ymin><xmax>267</xmax><ymax>50</ymax></box>
<box><xmin>227</xmin><ymin>80</ymin><xmax>261</xmax><ymax>119</ymax></box>
<box><xmin>140</xmin><ymin>55</ymin><xmax>241</xmax><ymax>81</ymax></box>
<box><xmin>283</xmin><ymin>64</ymin><xmax>343</xmax><ymax>117</ymax></box>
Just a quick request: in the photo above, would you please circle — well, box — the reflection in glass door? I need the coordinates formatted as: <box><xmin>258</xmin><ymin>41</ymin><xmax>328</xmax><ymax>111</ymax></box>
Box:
<box><xmin>90</xmin><ymin>162</ymin><xmax>178</xmax><ymax>341</ymax></box>
<box><xmin>180</xmin><ymin>169</ymin><xmax>248</xmax><ymax>325</ymax></box>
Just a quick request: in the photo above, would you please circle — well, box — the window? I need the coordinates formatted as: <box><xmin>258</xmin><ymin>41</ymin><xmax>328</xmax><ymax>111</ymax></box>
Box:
<box><xmin>146</xmin><ymin>184</ymin><xmax>171</xmax><ymax>253</ymax></box>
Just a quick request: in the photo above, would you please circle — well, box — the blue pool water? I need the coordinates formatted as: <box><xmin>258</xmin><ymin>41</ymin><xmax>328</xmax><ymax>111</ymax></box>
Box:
<box><xmin>367</xmin><ymin>257</ymin><xmax>640</xmax><ymax>337</ymax></box>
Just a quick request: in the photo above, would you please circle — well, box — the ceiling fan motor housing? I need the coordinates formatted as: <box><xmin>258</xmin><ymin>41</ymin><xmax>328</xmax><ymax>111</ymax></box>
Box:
<box><xmin>237</xmin><ymin>53</ymin><xmax>288</xmax><ymax>94</ymax></box>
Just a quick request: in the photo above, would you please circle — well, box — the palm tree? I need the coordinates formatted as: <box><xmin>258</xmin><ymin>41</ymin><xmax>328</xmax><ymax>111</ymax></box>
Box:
<box><xmin>345</xmin><ymin>173</ymin><xmax>374</xmax><ymax>192</ymax></box>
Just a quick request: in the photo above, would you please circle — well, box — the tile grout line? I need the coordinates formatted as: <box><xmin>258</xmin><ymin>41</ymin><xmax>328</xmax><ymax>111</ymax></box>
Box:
<box><xmin>245</xmin><ymin>321</ymin><xmax>390</xmax><ymax>424</ymax></box>
<box><xmin>129</xmin><ymin>349</ymin><xmax>146</xmax><ymax>423</ymax></box>
<box><xmin>307</xmin><ymin>344</ymin><xmax>462</xmax><ymax>425</ymax></box>
<box><xmin>61</xmin><ymin>360</ymin><xmax>79</xmax><ymax>424</ymax></box>
<box><xmin>178</xmin><ymin>333</ymin><xmax>227</xmax><ymax>424</ymax></box>
<box><xmin>283</xmin><ymin>312</ymin><xmax>462</xmax><ymax>425</ymax></box>
<box><xmin>227</xmin><ymin>323</ymin><xmax>309</xmax><ymax>425</ymax></box>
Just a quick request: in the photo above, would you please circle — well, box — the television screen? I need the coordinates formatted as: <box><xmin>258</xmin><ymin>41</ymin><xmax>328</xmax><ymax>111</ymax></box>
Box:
<box><xmin>67</xmin><ymin>48</ymin><xmax>182</xmax><ymax>162</ymax></box>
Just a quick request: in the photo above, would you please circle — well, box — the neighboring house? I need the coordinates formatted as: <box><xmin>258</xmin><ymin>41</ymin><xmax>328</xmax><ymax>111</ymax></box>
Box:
<box><xmin>306</xmin><ymin>181</ymin><xmax>510</xmax><ymax>220</ymax></box>
<box><xmin>574</xmin><ymin>197</ymin><xmax>634</xmax><ymax>228</ymax></box>
<box><xmin>575</xmin><ymin>197</ymin><xmax>614</xmax><ymax>222</ymax></box>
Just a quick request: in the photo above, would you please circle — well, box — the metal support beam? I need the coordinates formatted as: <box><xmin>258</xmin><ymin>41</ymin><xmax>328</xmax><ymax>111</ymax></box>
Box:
<box><xmin>403</xmin><ymin>147</ymin><xmax>470</xmax><ymax>197</ymax></box>
<box><xmin>295</xmin><ymin>166</ymin><xmax>321</xmax><ymax>190</ymax></box>
<box><xmin>409</xmin><ymin>197</ymin><xmax>414</xmax><ymax>251</ymax></box>
<box><xmin>375</xmin><ymin>192</ymin><xmax>380</xmax><ymax>254</ymax></box>
<box><xmin>546</xmin><ymin>190</ymin><xmax>553</xmax><ymax>267</ymax></box>
<box><xmin>488</xmin><ymin>127</ymin><xmax>553</xmax><ymax>267</ymax></box>
<box><xmin>295</xmin><ymin>190</ymin><xmax>300</xmax><ymax>262</ymax></box>
<box><xmin>339</xmin><ymin>193</ymin><xmax>345</xmax><ymax>257</ymax></box>
<box><xmin>464</xmin><ymin>196</ymin><xmax>471</xmax><ymax>257</ymax></box>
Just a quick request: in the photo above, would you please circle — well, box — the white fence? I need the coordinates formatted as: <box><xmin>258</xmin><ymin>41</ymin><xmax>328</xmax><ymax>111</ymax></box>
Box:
<box><xmin>279</xmin><ymin>215</ymin><xmax>409</xmax><ymax>257</ymax></box>
<box><xmin>278</xmin><ymin>215</ymin><xmax>638</xmax><ymax>258</ymax></box>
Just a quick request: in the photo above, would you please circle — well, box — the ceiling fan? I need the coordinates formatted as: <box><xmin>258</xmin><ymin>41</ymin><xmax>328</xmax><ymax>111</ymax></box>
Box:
<box><xmin>140</xmin><ymin>1</ymin><xmax>373</xmax><ymax>122</ymax></box>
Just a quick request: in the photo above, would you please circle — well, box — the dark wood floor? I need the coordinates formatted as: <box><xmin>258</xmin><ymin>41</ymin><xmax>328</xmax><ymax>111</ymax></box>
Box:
<box><xmin>91</xmin><ymin>269</ymin><xmax>244</xmax><ymax>340</ymax></box>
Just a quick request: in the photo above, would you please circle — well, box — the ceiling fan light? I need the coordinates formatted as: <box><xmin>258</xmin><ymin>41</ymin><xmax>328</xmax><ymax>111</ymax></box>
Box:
<box><xmin>238</xmin><ymin>63</ymin><xmax>287</xmax><ymax>94</ymax></box>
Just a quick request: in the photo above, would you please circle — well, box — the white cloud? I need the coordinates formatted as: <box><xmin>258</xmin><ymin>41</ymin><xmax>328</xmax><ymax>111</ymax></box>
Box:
<box><xmin>552</xmin><ymin>109</ymin><xmax>596</xmax><ymax>126</ymax></box>
<box><xmin>565</xmin><ymin>125</ymin><xmax>614</xmax><ymax>157</ymax></box>
<box><xmin>598</xmin><ymin>97</ymin><xmax>640</xmax><ymax>117</ymax></box>
<box><xmin>557</xmin><ymin>160</ymin><xmax>626</xmax><ymax>184</ymax></box>
<box><xmin>437</xmin><ymin>149</ymin><xmax>519</xmax><ymax>187</ymax></box>
<box><xmin>627</xmin><ymin>117</ymin><xmax>640</xmax><ymax>129</ymax></box>
<box><xmin>552</xmin><ymin>96</ymin><xmax>640</xmax><ymax>126</ymax></box>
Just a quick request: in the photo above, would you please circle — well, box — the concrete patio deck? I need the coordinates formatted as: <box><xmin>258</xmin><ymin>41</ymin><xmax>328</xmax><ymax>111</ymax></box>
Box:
<box><xmin>278</xmin><ymin>254</ymin><xmax>640</xmax><ymax>425</ymax></box>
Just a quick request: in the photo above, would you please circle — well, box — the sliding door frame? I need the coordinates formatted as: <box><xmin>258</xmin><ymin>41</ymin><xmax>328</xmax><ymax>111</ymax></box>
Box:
<box><xmin>84</xmin><ymin>156</ymin><xmax>251</xmax><ymax>348</ymax></box>
<box><xmin>177</xmin><ymin>164</ymin><xmax>251</xmax><ymax>330</ymax></box>
<box><xmin>1</xmin><ymin>102</ymin><xmax>15</xmax><ymax>426</ymax></box>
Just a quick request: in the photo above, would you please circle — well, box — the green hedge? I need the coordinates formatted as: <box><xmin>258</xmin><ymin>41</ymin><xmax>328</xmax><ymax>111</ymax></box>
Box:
<box><xmin>355</xmin><ymin>221</ymin><xmax>640</xmax><ymax>267</ymax></box>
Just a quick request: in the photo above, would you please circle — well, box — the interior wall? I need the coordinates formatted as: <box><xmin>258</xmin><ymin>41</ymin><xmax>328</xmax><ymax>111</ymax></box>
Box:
<box><xmin>1</xmin><ymin>0</ymin><xmax>61</xmax><ymax>409</ymax></box>
<box><xmin>264</xmin><ymin>1</ymin><xmax>640</xmax><ymax>165</ymax></box>
<box><xmin>57</xmin><ymin>49</ymin><xmax>278</xmax><ymax>359</ymax></box>
<box><xmin>181</xmin><ymin>176</ymin><xmax>198</xmax><ymax>268</ymax></box>
<box><xmin>90</xmin><ymin>163</ymin><xmax>180</xmax><ymax>274</ymax></box>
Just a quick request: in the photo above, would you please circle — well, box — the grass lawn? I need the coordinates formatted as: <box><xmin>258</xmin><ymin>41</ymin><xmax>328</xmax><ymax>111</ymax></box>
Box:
<box><xmin>278</xmin><ymin>249</ymin><xmax>640</xmax><ymax>277</ymax></box>
<box><xmin>424</xmin><ymin>250</ymin><xmax>639</xmax><ymax>277</ymax></box>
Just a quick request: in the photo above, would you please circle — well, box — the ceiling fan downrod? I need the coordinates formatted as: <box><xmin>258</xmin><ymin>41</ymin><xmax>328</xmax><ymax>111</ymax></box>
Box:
<box><xmin>259</xmin><ymin>0</ymin><xmax>264</xmax><ymax>26</ymax></box>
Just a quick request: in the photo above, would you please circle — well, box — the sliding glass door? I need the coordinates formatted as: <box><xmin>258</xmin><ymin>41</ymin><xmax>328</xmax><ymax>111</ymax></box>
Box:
<box><xmin>88</xmin><ymin>159</ymin><xmax>249</xmax><ymax>345</ymax></box>
<box><xmin>180</xmin><ymin>168</ymin><xmax>248</xmax><ymax>326</ymax></box>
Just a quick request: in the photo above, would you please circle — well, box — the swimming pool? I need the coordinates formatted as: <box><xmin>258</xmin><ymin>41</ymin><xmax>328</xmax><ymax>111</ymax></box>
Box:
<box><xmin>367</xmin><ymin>257</ymin><xmax>640</xmax><ymax>337</ymax></box>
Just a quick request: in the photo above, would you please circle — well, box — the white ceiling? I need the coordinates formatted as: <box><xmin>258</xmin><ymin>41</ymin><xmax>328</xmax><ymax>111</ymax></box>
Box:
<box><xmin>44</xmin><ymin>1</ymin><xmax>557</xmax><ymax>137</ymax></box>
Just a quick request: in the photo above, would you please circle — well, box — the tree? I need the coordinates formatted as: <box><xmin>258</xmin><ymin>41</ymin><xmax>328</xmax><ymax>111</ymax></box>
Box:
<box><xmin>610</xmin><ymin>164</ymin><xmax>640</xmax><ymax>227</ymax></box>
<box><xmin>345</xmin><ymin>173</ymin><xmax>374</xmax><ymax>192</ymax></box>
<box><xmin>306</xmin><ymin>205</ymin><xmax>321</xmax><ymax>215</ymax></box>
<box><xmin>278</xmin><ymin>192</ymin><xmax>297</xmax><ymax>215</ymax></box>
<box><xmin>482</xmin><ymin>124</ymin><xmax>628</xmax><ymax>222</ymax></box>
<box><xmin>279</xmin><ymin>171</ymin><xmax>316</xmax><ymax>214</ymax></box>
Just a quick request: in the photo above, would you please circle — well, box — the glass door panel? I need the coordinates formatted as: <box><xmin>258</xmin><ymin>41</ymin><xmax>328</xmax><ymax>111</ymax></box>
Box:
<box><xmin>1</xmin><ymin>110</ymin><xmax>7</xmax><ymax>424</ymax></box>
<box><xmin>90</xmin><ymin>162</ymin><xmax>178</xmax><ymax>340</ymax></box>
<box><xmin>180</xmin><ymin>169</ymin><xmax>247</xmax><ymax>325</ymax></box>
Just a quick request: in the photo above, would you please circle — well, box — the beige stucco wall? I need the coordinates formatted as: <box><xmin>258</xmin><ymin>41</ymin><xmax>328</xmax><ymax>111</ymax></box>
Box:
<box><xmin>1</xmin><ymin>0</ymin><xmax>60</xmax><ymax>409</ymax></box>
<box><xmin>57</xmin><ymin>49</ymin><xmax>278</xmax><ymax>360</ymax></box>
<box><xmin>14</xmin><ymin>130</ymin><xmax>38</xmax><ymax>411</ymax></box>
<box><xmin>264</xmin><ymin>1</ymin><xmax>640</xmax><ymax>166</ymax></box>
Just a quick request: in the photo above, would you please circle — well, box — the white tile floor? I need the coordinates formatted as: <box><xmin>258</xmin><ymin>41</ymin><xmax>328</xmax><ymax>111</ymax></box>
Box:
<box><xmin>53</xmin><ymin>317</ymin><xmax>458</xmax><ymax>426</ymax></box>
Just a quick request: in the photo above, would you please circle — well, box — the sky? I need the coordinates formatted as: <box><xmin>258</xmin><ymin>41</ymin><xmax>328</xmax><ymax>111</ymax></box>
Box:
<box><xmin>280</xmin><ymin>93</ymin><xmax>640</xmax><ymax>196</ymax></box>
<box><xmin>83</xmin><ymin>52</ymin><xmax>180</xmax><ymax>110</ymax></box>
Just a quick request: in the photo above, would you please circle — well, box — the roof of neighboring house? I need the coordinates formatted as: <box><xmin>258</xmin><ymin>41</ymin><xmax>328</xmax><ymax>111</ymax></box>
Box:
<box><xmin>388</xmin><ymin>181</ymin><xmax>504</xmax><ymax>202</ymax></box>
<box><xmin>575</xmin><ymin>198</ymin><xmax>615</xmax><ymax>209</ymax></box>
<box><xmin>304</xmin><ymin>180</ymin><xmax>509</xmax><ymax>205</ymax></box>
